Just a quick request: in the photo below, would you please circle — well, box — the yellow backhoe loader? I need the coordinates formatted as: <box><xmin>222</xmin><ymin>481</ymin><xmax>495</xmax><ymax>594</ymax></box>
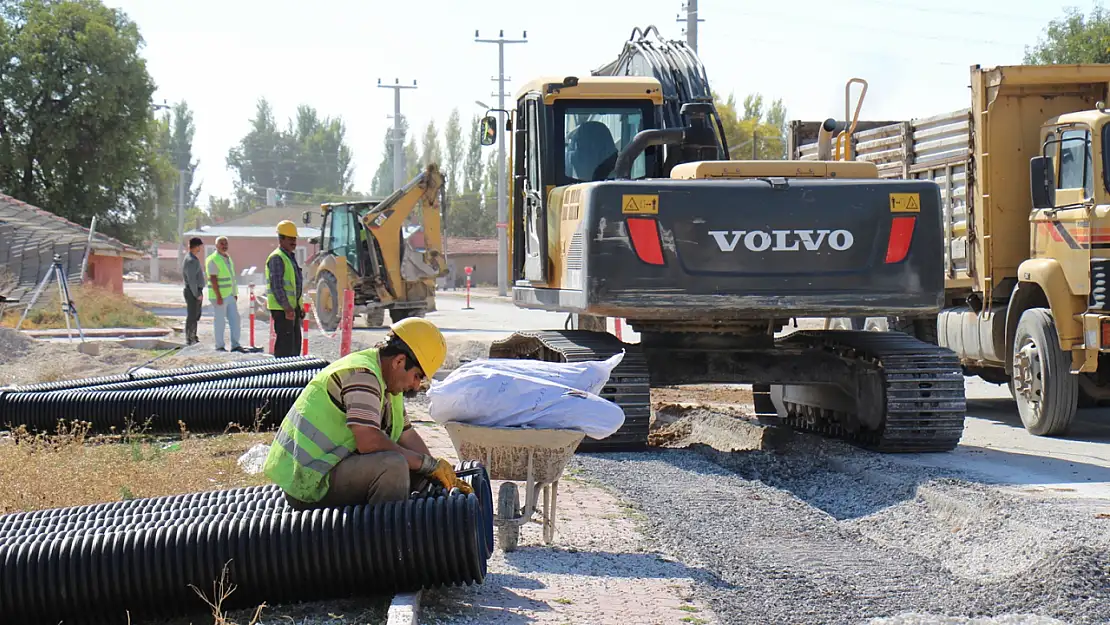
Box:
<box><xmin>300</xmin><ymin>164</ymin><xmax>449</xmax><ymax>331</ymax></box>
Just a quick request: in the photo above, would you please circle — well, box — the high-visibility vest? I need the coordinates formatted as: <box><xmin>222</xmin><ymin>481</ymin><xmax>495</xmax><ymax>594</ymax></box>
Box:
<box><xmin>205</xmin><ymin>251</ymin><xmax>236</xmax><ymax>300</ymax></box>
<box><xmin>265</xmin><ymin>247</ymin><xmax>302</xmax><ymax>311</ymax></box>
<box><xmin>262</xmin><ymin>349</ymin><xmax>405</xmax><ymax>503</ymax></box>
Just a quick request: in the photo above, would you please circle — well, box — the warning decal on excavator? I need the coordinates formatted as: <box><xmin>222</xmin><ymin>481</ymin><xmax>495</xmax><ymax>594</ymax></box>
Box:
<box><xmin>622</xmin><ymin>194</ymin><xmax>659</xmax><ymax>215</ymax></box>
<box><xmin>889</xmin><ymin>193</ymin><xmax>920</xmax><ymax>213</ymax></box>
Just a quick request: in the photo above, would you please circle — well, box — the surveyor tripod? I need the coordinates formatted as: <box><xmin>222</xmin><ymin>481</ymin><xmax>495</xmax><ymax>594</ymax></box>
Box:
<box><xmin>15</xmin><ymin>254</ymin><xmax>85</xmax><ymax>341</ymax></box>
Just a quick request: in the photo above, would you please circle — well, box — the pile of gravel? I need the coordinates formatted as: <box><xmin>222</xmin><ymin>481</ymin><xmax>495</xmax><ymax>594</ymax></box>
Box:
<box><xmin>572</xmin><ymin>444</ymin><xmax>1110</xmax><ymax>625</ymax></box>
<box><xmin>0</xmin><ymin>328</ymin><xmax>33</xmax><ymax>365</ymax></box>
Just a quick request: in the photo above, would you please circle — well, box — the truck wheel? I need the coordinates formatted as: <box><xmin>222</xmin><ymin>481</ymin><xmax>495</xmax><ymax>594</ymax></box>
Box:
<box><xmin>1011</xmin><ymin>308</ymin><xmax>1078</xmax><ymax>436</ymax></box>
<box><xmin>364</xmin><ymin>307</ymin><xmax>385</xmax><ymax>328</ymax></box>
<box><xmin>389</xmin><ymin>308</ymin><xmax>411</xmax><ymax>324</ymax></box>
<box><xmin>314</xmin><ymin>272</ymin><xmax>340</xmax><ymax>333</ymax></box>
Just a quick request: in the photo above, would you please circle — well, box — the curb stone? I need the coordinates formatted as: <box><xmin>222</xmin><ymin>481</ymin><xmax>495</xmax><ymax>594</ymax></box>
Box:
<box><xmin>385</xmin><ymin>590</ymin><xmax>421</xmax><ymax>625</ymax></box>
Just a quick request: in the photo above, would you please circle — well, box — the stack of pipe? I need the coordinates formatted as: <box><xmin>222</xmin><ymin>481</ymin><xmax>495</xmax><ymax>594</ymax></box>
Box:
<box><xmin>0</xmin><ymin>355</ymin><xmax>329</xmax><ymax>433</ymax></box>
<box><xmin>0</xmin><ymin>461</ymin><xmax>495</xmax><ymax>624</ymax></box>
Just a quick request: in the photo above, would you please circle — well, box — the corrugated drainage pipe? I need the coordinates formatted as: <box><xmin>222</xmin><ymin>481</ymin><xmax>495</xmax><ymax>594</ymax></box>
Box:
<box><xmin>0</xmin><ymin>387</ymin><xmax>300</xmax><ymax>433</ymax></box>
<box><xmin>69</xmin><ymin>362</ymin><xmax>324</xmax><ymax>392</ymax></box>
<box><xmin>0</xmin><ymin>464</ymin><xmax>492</xmax><ymax>625</ymax></box>
<box><xmin>2</xmin><ymin>355</ymin><xmax>327</xmax><ymax>393</ymax></box>
<box><xmin>154</xmin><ymin>369</ymin><xmax>318</xmax><ymax>391</ymax></box>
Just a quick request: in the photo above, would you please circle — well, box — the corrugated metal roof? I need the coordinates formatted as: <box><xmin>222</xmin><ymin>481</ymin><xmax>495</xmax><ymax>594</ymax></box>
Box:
<box><xmin>0</xmin><ymin>193</ymin><xmax>143</xmax><ymax>303</ymax></box>
<box><xmin>446</xmin><ymin>237</ymin><xmax>498</xmax><ymax>255</ymax></box>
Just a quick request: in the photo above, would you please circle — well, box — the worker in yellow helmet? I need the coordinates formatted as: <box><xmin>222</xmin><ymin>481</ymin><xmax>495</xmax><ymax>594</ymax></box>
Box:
<box><xmin>265</xmin><ymin>220</ymin><xmax>303</xmax><ymax>357</ymax></box>
<box><xmin>264</xmin><ymin>317</ymin><xmax>474</xmax><ymax>509</ymax></box>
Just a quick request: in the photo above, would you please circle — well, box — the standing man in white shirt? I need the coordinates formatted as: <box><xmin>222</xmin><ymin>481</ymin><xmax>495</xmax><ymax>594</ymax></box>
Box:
<box><xmin>207</xmin><ymin>236</ymin><xmax>244</xmax><ymax>352</ymax></box>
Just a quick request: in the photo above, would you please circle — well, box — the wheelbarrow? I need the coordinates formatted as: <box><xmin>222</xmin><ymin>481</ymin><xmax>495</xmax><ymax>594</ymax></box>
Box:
<box><xmin>444</xmin><ymin>422</ymin><xmax>585</xmax><ymax>552</ymax></box>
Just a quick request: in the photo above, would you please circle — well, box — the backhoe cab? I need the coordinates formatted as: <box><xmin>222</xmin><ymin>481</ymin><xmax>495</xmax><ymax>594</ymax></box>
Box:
<box><xmin>303</xmin><ymin>164</ymin><xmax>448</xmax><ymax>331</ymax></box>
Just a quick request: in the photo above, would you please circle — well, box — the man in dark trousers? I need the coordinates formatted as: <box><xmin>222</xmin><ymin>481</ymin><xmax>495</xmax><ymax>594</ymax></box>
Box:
<box><xmin>266</xmin><ymin>220</ymin><xmax>304</xmax><ymax>357</ymax></box>
<box><xmin>182</xmin><ymin>237</ymin><xmax>205</xmax><ymax>345</ymax></box>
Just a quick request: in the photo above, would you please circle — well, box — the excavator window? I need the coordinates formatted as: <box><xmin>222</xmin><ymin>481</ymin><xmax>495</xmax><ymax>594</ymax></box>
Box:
<box><xmin>557</xmin><ymin>101</ymin><xmax>651</xmax><ymax>184</ymax></box>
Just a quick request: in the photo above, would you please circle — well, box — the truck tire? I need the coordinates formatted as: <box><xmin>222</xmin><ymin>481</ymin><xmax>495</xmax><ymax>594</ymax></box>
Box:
<box><xmin>315</xmin><ymin>272</ymin><xmax>340</xmax><ymax>333</ymax></box>
<box><xmin>1011</xmin><ymin>308</ymin><xmax>1077</xmax><ymax>436</ymax></box>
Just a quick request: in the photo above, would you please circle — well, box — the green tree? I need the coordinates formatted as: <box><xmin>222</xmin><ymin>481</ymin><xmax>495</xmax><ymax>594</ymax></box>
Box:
<box><xmin>164</xmin><ymin>100</ymin><xmax>200</xmax><ymax>209</ymax></box>
<box><xmin>444</xmin><ymin>108</ymin><xmax>463</xmax><ymax>196</ymax></box>
<box><xmin>226</xmin><ymin>98</ymin><xmax>354</xmax><ymax>209</ymax></box>
<box><xmin>715</xmin><ymin>92</ymin><xmax>787</xmax><ymax>160</ymax></box>
<box><xmin>371</xmin><ymin>118</ymin><xmax>409</xmax><ymax>196</ymax></box>
<box><xmin>0</xmin><ymin>0</ymin><xmax>174</xmax><ymax>244</ymax></box>
<box><xmin>1025</xmin><ymin>5</ymin><xmax>1110</xmax><ymax>64</ymax></box>
<box><xmin>421</xmin><ymin>119</ymin><xmax>442</xmax><ymax>168</ymax></box>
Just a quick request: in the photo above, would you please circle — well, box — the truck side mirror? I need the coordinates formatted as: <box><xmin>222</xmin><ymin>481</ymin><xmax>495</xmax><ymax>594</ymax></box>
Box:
<box><xmin>301</xmin><ymin>210</ymin><xmax>313</xmax><ymax>226</ymax></box>
<box><xmin>480</xmin><ymin>115</ymin><xmax>497</xmax><ymax>146</ymax></box>
<box><xmin>1030</xmin><ymin>156</ymin><xmax>1056</xmax><ymax>209</ymax></box>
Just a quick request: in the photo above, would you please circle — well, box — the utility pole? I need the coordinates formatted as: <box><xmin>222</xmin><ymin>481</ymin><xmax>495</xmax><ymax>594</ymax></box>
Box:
<box><xmin>677</xmin><ymin>0</ymin><xmax>704</xmax><ymax>52</ymax></box>
<box><xmin>378</xmin><ymin>78</ymin><xmax>417</xmax><ymax>193</ymax></box>
<box><xmin>475</xmin><ymin>29</ymin><xmax>527</xmax><ymax>297</ymax></box>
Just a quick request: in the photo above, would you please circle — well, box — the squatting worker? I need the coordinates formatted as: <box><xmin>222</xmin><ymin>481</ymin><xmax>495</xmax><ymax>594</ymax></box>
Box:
<box><xmin>263</xmin><ymin>317</ymin><xmax>474</xmax><ymax>509</ymax></box>
<box><xmin>266</xmin><ymin>220</ymin><xmax>303</xmax><ymax>358</ymax></box>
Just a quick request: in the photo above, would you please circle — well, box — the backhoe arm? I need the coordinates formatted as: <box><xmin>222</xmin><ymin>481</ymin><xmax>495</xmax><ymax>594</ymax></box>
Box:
<box><xmin>360</xmin><ymin>163</ymin><xmax>448</xmax><ymax>297</ymax></box>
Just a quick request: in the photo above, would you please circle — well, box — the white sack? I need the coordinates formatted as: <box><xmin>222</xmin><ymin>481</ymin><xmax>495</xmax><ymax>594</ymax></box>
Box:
<box><xmin>448</xmin><ymin>352</ymin><xmax>623</xmax><ymax>395</ymax></box>
<box><xmin>425</xmin><ymin>354</ymin><xmax>626</xmax><ymax>439</ymax></box>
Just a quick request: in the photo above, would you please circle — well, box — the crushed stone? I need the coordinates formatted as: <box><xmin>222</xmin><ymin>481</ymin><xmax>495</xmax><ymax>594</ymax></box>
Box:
<box><xmin>572</xmin><ymin>439</ymin><xmax>1110</xmax><ymax>625</ymax></box>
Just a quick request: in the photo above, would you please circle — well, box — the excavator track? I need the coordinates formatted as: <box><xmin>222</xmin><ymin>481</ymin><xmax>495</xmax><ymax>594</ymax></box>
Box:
<box><xmin>771</xmin><ymin>330</ymin><xmax>967</xmax><ymax>452</ymax></box>
<box><xmin>488</xmin><ymin>330</ymin><xmax>651</xmax><ymax>452</ymax></box>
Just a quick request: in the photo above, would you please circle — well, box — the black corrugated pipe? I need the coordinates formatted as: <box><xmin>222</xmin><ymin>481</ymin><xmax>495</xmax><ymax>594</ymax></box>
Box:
<box><xmin>0</xmin><ymin>463</ymin><xmax>493</xmax><ymax>625</ymax></box>
<box><xmin>166</xmin><ymin>369</ymin><xmax>317</xmax><ymax>390</ymax></box>
<box><xmin>1</xmin><ymin>355</ymin><xmax>327</xmax><ymax>393</ymax></box>
<box><xmin>69</xmin><ymin>362</ymin><xmax>323</xmax><ymax>392</ymax></box>
<box><xmin>0</xmin><ymin>492</ymin><xmax>285</xmax><ymax>545</ymax></box>
<box><xmin>0</xmin><ymin>484</ymin><xmax>278</xmax><ymax>528</ymax></box>
<box><xmin>0</xmin><ymin>387</ymin><xmax>300</xmax><ymax>433</ymax></box>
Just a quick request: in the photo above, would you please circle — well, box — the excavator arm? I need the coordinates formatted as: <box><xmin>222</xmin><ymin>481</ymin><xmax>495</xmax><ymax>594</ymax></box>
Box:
<box><xmin>592</xmin><ymin>25</ymin><xmax>729</xmax><ymax>162</ymax></box>
<box><xmin>360</xmin><ymin>163</ymin><xmax>448</xmax><ymax>300</ymax></box>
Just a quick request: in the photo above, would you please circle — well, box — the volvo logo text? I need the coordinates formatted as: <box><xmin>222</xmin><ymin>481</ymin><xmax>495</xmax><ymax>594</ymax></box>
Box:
<box><xmin>708</xmin><ymin>229</ymin><xmax>854</xmax><ymax>252</ymax></box>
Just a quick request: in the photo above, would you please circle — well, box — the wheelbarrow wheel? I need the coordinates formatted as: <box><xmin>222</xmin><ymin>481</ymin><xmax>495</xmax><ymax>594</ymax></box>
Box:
<box><xmin>497</xmin><ymin>482</ymin><xmax>520</xmax><ymax>552</ymax></box>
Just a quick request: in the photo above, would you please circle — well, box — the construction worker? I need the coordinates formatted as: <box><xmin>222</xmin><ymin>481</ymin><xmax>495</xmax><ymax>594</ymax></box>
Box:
<box><xmin>182</xmin><ymin>237</ymin><xmax>205</xmax><ymax>345</ymax></box>
<box><xmin>263</xmin><ymin>317</ymin><xmax>473</xmax><ymax>509</ymax></box>
<box><xmin>207</xmin><ymin>236</ymin><xmax>244</xmax><ymax>352</ymax></box>
<box><xmin>266</xmin><ymin>220</ymin><xmax>303</xmax><ymax>357</ymax></box>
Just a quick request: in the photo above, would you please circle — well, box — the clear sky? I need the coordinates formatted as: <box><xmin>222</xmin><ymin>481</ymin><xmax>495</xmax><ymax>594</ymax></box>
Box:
<box><xmin>104</xmin><ymin>0</ymin><xmax>1100</xmax><ymax>207</ymax></box>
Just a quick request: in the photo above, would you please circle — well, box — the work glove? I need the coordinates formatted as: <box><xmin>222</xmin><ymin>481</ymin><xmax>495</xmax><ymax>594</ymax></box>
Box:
<box><xmin>426</xmin><ymin>457</ymin><xmax>474</xmax><ymax>495</ymax></box>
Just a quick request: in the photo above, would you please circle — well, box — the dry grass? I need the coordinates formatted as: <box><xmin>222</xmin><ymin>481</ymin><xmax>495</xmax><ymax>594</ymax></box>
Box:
<box><xmin>0</xmin><ymin>283</ymin><xmax>162</xmax><ymax>330</ymax></box>
<box><xmin>0</xmin><ymin>416</ymin><xmax>274</xmax><ymax>514</ymax></box>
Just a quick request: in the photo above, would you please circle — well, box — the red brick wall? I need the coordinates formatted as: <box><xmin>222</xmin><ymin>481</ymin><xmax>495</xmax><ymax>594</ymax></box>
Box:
<box><xmin>87</xmin><ymin>253</ymin><xmax>124</xmax><ymax>294</ymax></box>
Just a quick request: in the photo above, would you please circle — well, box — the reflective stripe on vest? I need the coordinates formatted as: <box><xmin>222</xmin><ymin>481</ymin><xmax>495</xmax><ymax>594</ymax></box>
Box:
<box><xmin>265</xmin><ymin>247</ymin><xmax>301</xmax><ymax>311</ymax></box>
<box><xmin>262</xmin><ymin>348</ymin><xmax>405</xmax><ymax>503</ymax></box>
<box><xmin>206</xmin><ymin>252</ymin><xmax>236</xmax><ymax>299</ymax></box>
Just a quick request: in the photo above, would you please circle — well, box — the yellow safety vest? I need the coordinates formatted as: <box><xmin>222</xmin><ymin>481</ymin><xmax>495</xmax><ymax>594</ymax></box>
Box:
<box><xmin>206</xmin><ymin>251</ymin><xmax>236</xmax><ymax>300</ymax></box>
<box><xmin>265</xmin><ymin>247</ymin><xmax>302</xmax><ymax>311</ymax></box>
<box><xmin>262</xmin><ymin>348</ymin><xmax>405</xmax><ymax>503</ymax></box>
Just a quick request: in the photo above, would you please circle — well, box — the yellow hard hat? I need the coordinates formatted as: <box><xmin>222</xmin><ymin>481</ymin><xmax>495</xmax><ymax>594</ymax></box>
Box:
<box><xmin>390</xmin><ymin>317</ymin><xmax>447</xmax><ymax>377</ymax></box>
<box><xmin>277</xmin><ymin>220</ymin><xmax>298</xmax><ymax>238</ymax></box>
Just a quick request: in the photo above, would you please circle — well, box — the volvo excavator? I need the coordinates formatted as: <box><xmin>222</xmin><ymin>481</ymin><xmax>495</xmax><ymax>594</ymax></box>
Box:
<box><xmin>482</xmin><ymin>25</ymin><xmax>967</xmax><ymax>453</ymax></box>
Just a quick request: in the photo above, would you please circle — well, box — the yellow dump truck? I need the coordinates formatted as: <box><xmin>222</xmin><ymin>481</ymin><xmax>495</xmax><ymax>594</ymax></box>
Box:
<box><xmin>790</xmin><ymin>63</ymin><xmax>1110</xmax><ymax>436</ymax></box>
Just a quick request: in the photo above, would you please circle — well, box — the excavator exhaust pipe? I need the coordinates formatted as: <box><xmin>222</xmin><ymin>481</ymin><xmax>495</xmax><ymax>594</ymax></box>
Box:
<box><xmin>816</xmin><ymin>118</ymin><xmax>837</xmax><ymax>161</ymax></box>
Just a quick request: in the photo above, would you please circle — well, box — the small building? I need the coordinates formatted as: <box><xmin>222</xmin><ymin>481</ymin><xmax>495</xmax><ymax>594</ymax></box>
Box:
<box><xmin>442</xmin><ymin>237</ymin><xmax>498</xmax><ymax>288</ymax></box>
<box><xmin>0</xmin><ymin>193</ymin><xmax>144</xmax><ymax>302</ymax></box>
<box><xmin>184</xmin><ymin>205</ymin><xmax>321</xmax><ymax>287</ymax></box>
